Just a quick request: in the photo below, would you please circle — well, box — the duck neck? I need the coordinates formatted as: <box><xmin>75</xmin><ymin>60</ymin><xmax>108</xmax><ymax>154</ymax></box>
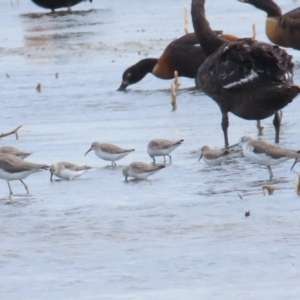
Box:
<box><xmin>250</xmin><ymin>0</ymin><xmax>282</xmax><ymax>18</ymax></box>
<box><xmin>191</xmin><ymin>0</ymin><xmax>225</xmax><ymax>57</ymax></box>
<box><xmin>139</xmin><ymin>58</ymin><xmax>158</xmax><ymax>74</ymax></box>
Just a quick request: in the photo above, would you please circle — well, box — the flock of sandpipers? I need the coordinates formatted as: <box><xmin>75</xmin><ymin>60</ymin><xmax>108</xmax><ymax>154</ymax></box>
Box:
<box><xmin>2</xmin><ymin>0</ymin><xmax>300</xmax><ymax>195</ymax></box>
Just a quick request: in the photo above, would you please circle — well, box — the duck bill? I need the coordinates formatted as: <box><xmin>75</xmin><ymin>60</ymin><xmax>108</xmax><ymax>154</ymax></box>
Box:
<box><xmin>199</xmin><ymin>154</ymin><xmax>203</xmax><ymax>161</ymax></box>
<box><xmin>84</xmin><ymin>148</ymin><xmax>92</xmax><ymax>156</ymax></box>
<box><xmin>291</xmin><ymin>159</ymin><xmax>298</xmax><ymax>171</ymax></box>
<box><xmin>117</xmin><ymin>81</ymin><xmax>128</xmax><ymax>91</ymax></box>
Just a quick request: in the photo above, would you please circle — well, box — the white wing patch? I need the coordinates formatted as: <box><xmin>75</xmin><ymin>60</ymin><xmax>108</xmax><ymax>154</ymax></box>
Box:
<box><xmin>223</xmin><ymin>70</ymin><xmax>259</xmax><ymax>89</ymax></box>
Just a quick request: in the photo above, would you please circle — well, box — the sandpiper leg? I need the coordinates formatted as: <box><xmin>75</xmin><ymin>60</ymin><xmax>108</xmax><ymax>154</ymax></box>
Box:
<box><xmin>221</xmin><ymin>111</ymin><xmax>229</xmax><ymax>147</ymax></box>
<box><xmin>267</xmin><ymin>166</ymin><xmax>273</xmax><ymax>180</ymax></box>
<box><xmin>20</xmin><ymin>180</ymin><xmax>29</xmax><ymax>194</ymax></box>
<box><xmin>111</xmin><ymin>161</ymin><xmax>116</xmax><ymax>167</ymax></box>
<box><xmin>151</xmin><ymin>157</ymin><xmax>155</xmax><ymax>163</ymax></box>
<box><xmin>67</xmin><ymin>6</ymin><xmax>72</xmax><ymax>12</ymax></box>
<box><xmin>256</xmin><ymin>120</ymin><xmax>264</xmax><ymax>136</ymax></box>
<box><xmin>273</xmin><ymin>111</ymin><xmax>281</xmax><ymax>144</ymax></box>
<box><xmin>167</xmin><ymin>154</ymin><xmax>172</xmax><ymax>162</ymax></box>
<box><xmin>7</xmin><ymin>182</ymin><xmax>13</xmax><ymax>195</ymax></box>
<box><xmin>163</xmin><ymin>156</ymin><xmax>166</xmax><ymax>162</ymax></box>
<box><xmin>125</xmin><ymin>176</ymin><xmax>128</xmax><ymax>182</ymax></box>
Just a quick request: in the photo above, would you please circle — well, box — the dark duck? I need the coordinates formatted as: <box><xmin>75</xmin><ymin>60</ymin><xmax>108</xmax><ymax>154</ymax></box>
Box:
<box><xmin>117</xmin><ymin>32</ymin><xmax>239</xmax><ymax>91</ymax></box>
<box><xmin>31</xmin><ymin>0</ymin><xmax>92</xmax><ymax>12</ymax></box>
<box><xmin>191</xmin><ymin>0</ymin><xmax>300</xmax><ymax>147</ymax></box>
<box><xmin>239</xmin><ymin>0</ymin><xmax>300</xmax><ymax>50</ymax></box>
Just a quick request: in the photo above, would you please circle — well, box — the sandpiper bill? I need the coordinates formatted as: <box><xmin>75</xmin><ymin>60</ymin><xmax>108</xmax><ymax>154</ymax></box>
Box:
<box><xmin>0</xmin><ymin>146</ymin><xmax>32</xmax><ymax>159</ymax></box>
<box><xmin>0</xmin><ymin>153</ymin><xmax>48</xmax><ymax>195</ymax></box>
<box><xmin>50</xmin><ymin>162</ymin><xmax>92</xmax><ymax>181</ymax></box>
<box><xmin>147</xmin><ymin>139</ymin><xmax>184</xmax><ymax>163</ymax></box>
<box><xmin>123</xmin><ymin>162</ymin><xmax>165</xmax><ymax>182</ymax></box>
<box><xmin>199</xmin><ymin>145</ymin><xmax>229</xmax><ymax>168</ymax></box>
<box><xmin>228</xmin><ymin>136</ymin><xmax>300</xmax><ymax>180</ymax></box>
<box><xmin>84</xmin><ymin>142</ymin><xmax>135</xmax><ymax>166</ymax></box>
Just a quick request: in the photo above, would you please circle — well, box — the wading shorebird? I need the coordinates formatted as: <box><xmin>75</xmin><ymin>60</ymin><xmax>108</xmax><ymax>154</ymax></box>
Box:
<box><xmin>199</xmin><ymin>145</ymin><xmax>229</xmax><ymax>168</ymax></box>
<box><xmin>0</xmin><ymin>146</ymin><xmax>32</xmax><ymax>159</ymax></box>
<box><xmin>228</xmin><ymin>136</ymin><xmax>300</xmax><ymax>180</ymax></box>
<box><xmin>0</xmin><ymin>153</ymin><xmax>48</xmax><ymax>195</ymax></box>
<box><xmin>50</xmin><ymin>162</ymin><xmax>91</xmax><ymax>181</ymax></box>
<box><xmin>147</xmin><ymin>139</ymin><xmax>184</xmax><ymax>163</ymax></box>
<box><xmin>123</xmin><ymin>162</ymin><xmax>165</xmax><ymax>182</ymax></box>
<box><xmin>84</xmin><ymin>142</ymin><xmax>135</xmax><ymax>166</ymax></box>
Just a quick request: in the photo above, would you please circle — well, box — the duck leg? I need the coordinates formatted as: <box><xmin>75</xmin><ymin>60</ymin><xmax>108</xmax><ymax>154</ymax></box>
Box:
<box><xmin>221</xmin><ymin>111</ymin><xmax>229</xmax><ymax>147</ymax></box>
<box><xmin>273</xmin><ymin>111</ymin><xmax>282</xmax><ymax>144</ymax></box>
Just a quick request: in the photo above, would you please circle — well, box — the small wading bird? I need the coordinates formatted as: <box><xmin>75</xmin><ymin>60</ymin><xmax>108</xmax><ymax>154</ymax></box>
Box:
<box><xmin>199</xmin><ymin>145</ymin><xmax>229</xmax><ymax>168</ymax></box>
<box><xmin>0</xmin><ymin>146</ymin><xmax>32</xmax><ymax>159</ymax></box>
<box><xmin>191</xmin><ymin>0</ymin><xmax>300</xmax><ymax>147</ymax></box>
<box><xmin>31</xmin><ymin>0</ymin><xmax>92</xmax><ymax>13</ymax></box>
<box><xmin>84</xmin><ymin>142</ymin><xmax>135</xmax><ymax>166</ymax></box>
<box><xmin>238</xmin><ymin>0</ymin><xmax>300</xmax><ymax>50</ymax></box>
<box><xmin>123</xmin><ymin>162</ymin><xmax>165</xmax><ymax>182</ymax></box>
<box><xmin>50</xmin><ymin>162</ymin><xmax>91</xmax><ymax>181</ymax></box>
<box><xmin>0</xmin><ymin>153</ymin><xmax>48</xmax><ymax>195</ymax></box>
<box><xmin>147</xmin><ymin>139</ymin><xmax>184</xmax><ymax>163</ymax></box>
<box><xmin>228</xmin><ymin>136</ymin><xmax>300</xmax><ymax>180</ymax></box>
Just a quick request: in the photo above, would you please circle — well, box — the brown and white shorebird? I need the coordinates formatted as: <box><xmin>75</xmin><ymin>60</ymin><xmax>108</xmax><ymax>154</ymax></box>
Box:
<box><xmin>0</xmin><ymin>146</ymin><xmax>32</xmax><ymax>159</ymax></box>
<box><xmin>228</xmin><ymin>136</ymin><xmax>300</xmax><ymax>180</ymax></box>
<box><xmin>84</xmin><ymin>142</ymin><xmax>135</xmax><ymax>166</ymax></box>
<box><xmin>199</xmin><ymin>145</ymin><xmax>229</xmax><ymax>168</ymax></box>
<box><xmin>123</xmin><ymin>162</ymin><xmax>165</xmax><ymax>182</ymax></box>
<box><xmin>50</xmin><ymin>162</ymin><xmax>92</xmax><ymax>181</ymax></box>
<box><xmin>147</xmin><ymin>139</ymin><xmax>184</xmax><ymax>163</ymax></box>
<box><xmin>0</xmin><ymin>153</ymin><xmax>48</xmax><ymax>195</ymax></box>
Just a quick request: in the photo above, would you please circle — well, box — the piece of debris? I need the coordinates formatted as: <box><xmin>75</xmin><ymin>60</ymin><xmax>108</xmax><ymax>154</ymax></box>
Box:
<box><xmin>238</xmin><ymin>193</ymin><xmax>243</xmax><ymax>199</ymax></box>
<box><xmin>245</xmin><ymin>210</ymin><xmax>250</xmax><ymax>217</ymax></box>
<box><xmin>55</xmin><ymin>72</ymin><xmax>59</xmax><ymax>79</ymax></box>
<box><xmin>170</xmin><ymin>82</ymin><xmax>177</xmax><ymax>111</ymax></box>
<box><xmin>252</xmin><ymin>23</ymin><xmax>256</xmax><ymax>40</ymax></box>
<box><xmin>174</xmin><ymin>70</ymin><xmax>180</xmax><ymax>91</ymax></box>
<box><xmin>184</xmin><ymin>6</ymin><xmax>190</xmax><ymax>34</ymax></box>
<box><xmin>6</xmin><ymin>74</ymin><xmax>9</xmax><ymax>78</ymax></box>
<box><xmin>0</xmin><ymin>125</ymin><xmax>22</xmax><ymax>140</ymax></box>
<box><xmin>36</xmin><ymin>83</ymin><xmax>41</xmax><ymax>92</ymax></box>
<box><xmin>262</xmin><ymin>185</ymin><xmax>277</xmax><ymax>196</ymax></box>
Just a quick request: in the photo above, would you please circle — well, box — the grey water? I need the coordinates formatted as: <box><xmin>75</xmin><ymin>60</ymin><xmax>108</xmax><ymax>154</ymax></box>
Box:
<box><xmin>1</xmin><ymin>0</ymin><xmax>300</xmax><ymax>299</ymax></box>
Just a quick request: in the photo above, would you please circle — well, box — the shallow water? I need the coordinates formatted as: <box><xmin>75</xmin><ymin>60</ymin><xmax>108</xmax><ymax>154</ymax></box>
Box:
<box><xmin>1</xmin><ymin>0</ymin><xmax>300</xmax><ymax>299</ymax></box>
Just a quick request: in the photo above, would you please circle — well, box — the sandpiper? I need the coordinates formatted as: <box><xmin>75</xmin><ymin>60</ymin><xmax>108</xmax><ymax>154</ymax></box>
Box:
<box><xmin>199</xmin><ymin>145</ymin><xmax>229</xmax><ymax>168</ymax></box>
<box><xmin>228</xmin><ymin>136</ymin><xmax>300</xmax><ymax>180</ymax></box>
<box><xmin>50</xmin><ymin>162</ymin><xmax>92</xmax><ymax>181</ymax></box>
<box><xmin>0</xmin><ymin>153</ymin><xmax>48</xmax><ymax>195</ymax></box>
<box><xmin>84</xmin><ymin>142</ymin><xmax>135</xmax><ymax>166</ymax></box>
<box><xmin>0</xmin><ymin>146</ymin><xmax>32</xmax><ymax>159</ymax></box>
<box><xmin>147</xmin><ymin>139</ymin><xmax>184</xmax><ymax>163</ymax></box>
<box><xmin>123</xmin><ymin>162</ymin><xmax>165</xmax><ymax>182</ymax></box>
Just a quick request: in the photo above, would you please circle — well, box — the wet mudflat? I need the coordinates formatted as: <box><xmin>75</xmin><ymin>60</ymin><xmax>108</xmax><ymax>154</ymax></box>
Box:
<box><xmin>1</xmin><ymin>0</ymin><xmax>300</xmax><ymax>299</ymax></box>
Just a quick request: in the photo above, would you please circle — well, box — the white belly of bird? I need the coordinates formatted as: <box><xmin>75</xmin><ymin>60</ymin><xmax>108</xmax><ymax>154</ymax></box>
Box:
<box><xmin>243</xmin><ymin>146</ymin><xmax>290</xmax><ymax>166</ymax></box>
<box><xmin>203</xmin><ymin>156</ymin><xmax>227</xmax><ymax>167</ymax></box>
<box><xmin>147</xmin><ymin>145</ymin><xmax>178</xmax><ymax>157</ymax></box>
<box><xmin>95</xmin><ymin>149</ymin><xmax>129</xmax><ymax>161</ymax></box>
<box><xmin>0</xmin><ymin>169</ymin><xmax>38</xmax><ymax>181</ymax></box>
<box><xmin>56</xmin><ymin>169</ymin><xmax>86</xmax><ymax>180</ymax></box>
<box><xmin>129</xmin><ymin>169</ymin><xmax>158</xmax><ymax>180</ymax></box>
